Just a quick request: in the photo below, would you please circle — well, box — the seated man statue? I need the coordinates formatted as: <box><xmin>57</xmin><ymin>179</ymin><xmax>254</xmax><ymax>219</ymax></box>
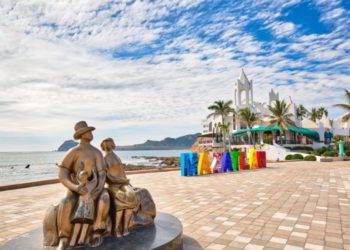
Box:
<box><xmin>101</xmin><ymin>138</ymin><xmax>156</xmax><ymax>234</ymax></box>
<box><xmin>43</xmin><ymin>121</ymin><xmax>110</xmax><ymax>250</ymax></box>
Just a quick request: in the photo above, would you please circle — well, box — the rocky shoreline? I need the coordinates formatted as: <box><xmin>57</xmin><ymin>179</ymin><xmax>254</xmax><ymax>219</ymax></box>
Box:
<box><xmin>124</xmin><ymin>156</ymin><xmax>179</xmax><ymax>170</ymax></box>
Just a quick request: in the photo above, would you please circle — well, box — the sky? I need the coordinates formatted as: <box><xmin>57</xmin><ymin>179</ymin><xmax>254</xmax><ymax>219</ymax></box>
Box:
<box><xmin>0</xmin><ymin>0</ymin><xmax>350</xmax><ymax>151</ymax></box>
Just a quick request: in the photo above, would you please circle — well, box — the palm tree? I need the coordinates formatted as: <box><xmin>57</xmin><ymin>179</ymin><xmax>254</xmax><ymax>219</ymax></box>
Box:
<box><xmin>268</xmin><ymin>100</ymin><xmax>296</xmax><ymax>128</ymax></box>
<box><xmin>238</xmin><ymin>108</ymin><xmax>261</xmax><ymax>145</ymax></box>
<box><xmin>268</xmin><ymin>100</ymin><xmax>296</xmax><ymax>144</ymax></box>
<box><xmin>334</xmin><ymin>89</ymin><xmax>350</xmax><ymax>122</ymax></box>
<box><xmin>309</xmin><ymin>108</ymin><xmax>319</xmax><ymax>123</ymax></box>
<box><xmin>296</xmin><ymin>104</ymin><xmax>309</xmax><ymax>120</ymax></box>
<box><xmin>218</xmin><ymin>122</ymin><xmax>231</xmax><ymax>150</ymax></box>
<box><xmin>208</xmin><ymin>100</ymin><xmax>235</xmax><ymax>147</ymax></box>
<box><xmin>317</xmin><ymin>107</ymin><xmax>328</xmax><ymax>119</ymax></box>
<box><xmin>207</xmin><ymin>100</ymin><xmax>235</xmax><ymax>124</ymax></box>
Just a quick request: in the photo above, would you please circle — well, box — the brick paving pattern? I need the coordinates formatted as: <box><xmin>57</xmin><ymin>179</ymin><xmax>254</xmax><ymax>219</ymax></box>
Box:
<box><xmin>1</xmin><ymin>161</ymin><xmax>350</xmax><ymax>249</ymax></box>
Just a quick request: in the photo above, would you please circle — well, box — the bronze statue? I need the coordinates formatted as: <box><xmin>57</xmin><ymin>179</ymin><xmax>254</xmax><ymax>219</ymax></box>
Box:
<box><xmin>101</xmin><ymin>138</ymin><xmax>138</xmax><ymax>237</ymax></box>
<box><xmin>100</xmin><ymin>137</ymin><xmax>156</xmax><ymax>233</ymax></box>
<box><xmin>43</xmin><ymin>121</ymin><xmax>156</xmax><ymax>249</ymax></box>
<box><xmin>56</xmin><ymin>121</ymin><xmax>110</xmax><ymax>249</ymax></box>
<box><xmin>69</xmin><ymin>162</ymin><xmax>97</xmax><ymax>246</ymax></box>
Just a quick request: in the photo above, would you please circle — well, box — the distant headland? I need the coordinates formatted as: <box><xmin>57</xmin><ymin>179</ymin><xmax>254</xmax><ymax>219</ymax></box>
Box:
<box><xmin>57</xmin><ymin>133</ymin><xmax>200</xmax><ymax>151</ymax></box>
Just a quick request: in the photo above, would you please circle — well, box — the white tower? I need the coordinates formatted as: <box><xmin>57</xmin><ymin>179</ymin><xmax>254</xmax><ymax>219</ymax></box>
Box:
<box><xmin>269</xmin><ymin>89</ymin><xmax>279</xmax><ymax>106</ymax></box>
<box><xmin>233</xmin><ymin>68</ymin><xmax>253</xmax><ymax>109</ymax></box>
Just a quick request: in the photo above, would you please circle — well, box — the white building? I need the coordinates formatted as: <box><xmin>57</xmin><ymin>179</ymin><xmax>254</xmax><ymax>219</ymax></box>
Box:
<box><xmin>201</xmin><ymin>69</ymin><xmax>350</xmax><ymax>148</ymax></box>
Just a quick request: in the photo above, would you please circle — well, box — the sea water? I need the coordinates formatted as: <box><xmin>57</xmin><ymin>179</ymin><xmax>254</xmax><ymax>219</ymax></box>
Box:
<box><xmin>0</xmin><ymin>150</ymin><xmax>188</xmax><ymax>185</ymax></box>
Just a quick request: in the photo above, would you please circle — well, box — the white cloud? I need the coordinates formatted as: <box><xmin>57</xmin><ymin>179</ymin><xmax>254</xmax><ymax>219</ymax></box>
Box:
<box><xmin>338</xmin><ymin>40</ymin><xmax>350</xmax><ymax>50</ymax></box>
<box><xmin>0</xmin><ymin>0</ymin><xmax>349</xmax><ymax>150</ymax></box>
<box><xmin>268</xmin><ymin>21</ymin><xmax>296</xmax><ymax>38</ymax></box>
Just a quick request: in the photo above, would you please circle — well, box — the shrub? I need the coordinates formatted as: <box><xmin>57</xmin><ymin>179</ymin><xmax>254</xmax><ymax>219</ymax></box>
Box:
<box><xmin>292</xmin><ymin>154</ymin><xmax>304</xmax><ymax>160</ymax></box>
<box><xmin>315</xmin><ymin>147</ymin><xmax>327</xmax><ymax>156</ymax></box>
<box><xmin>304</xmin><ymin>155</ymin><xmax>317</xmax><ymax>161</ymax></box>
<box><xmin>346</xmin><ymin>150</ymin><xmax>350</xmax><ymax>157</ymax></box>
<box><xmin>285</xmin><ymin>155</ymin><xmax>294</xmax><ymax>160</ymax></box>
<box><xmin>322</xmin><ymin>151</ymin><xmax>337</xmax><ymax>157</ymax></box>
<box><xmin>333</xmin><ymin>135</ymin><xmax>345</xmax><ymax>142</ymax></box>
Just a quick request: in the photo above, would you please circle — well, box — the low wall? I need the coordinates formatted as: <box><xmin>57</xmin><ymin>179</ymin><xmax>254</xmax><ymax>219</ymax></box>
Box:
<box><xmin>0</xmin><ymin>167</ymin><xmax>179</xmax><ymax>192</ymax></box>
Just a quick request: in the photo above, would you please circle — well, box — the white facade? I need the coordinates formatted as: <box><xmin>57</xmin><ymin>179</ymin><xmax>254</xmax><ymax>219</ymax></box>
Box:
<box><xmin>202</xmin><ymin>69</ymin><xmax>350</xmax><ymax>143</ymax></box>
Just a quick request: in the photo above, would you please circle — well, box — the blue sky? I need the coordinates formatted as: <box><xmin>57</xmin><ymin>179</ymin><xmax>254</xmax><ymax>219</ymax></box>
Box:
<box><xmin>0</xmin><ymin>0</ymin><xmax>349</xmax><ymax>151</ymax></box>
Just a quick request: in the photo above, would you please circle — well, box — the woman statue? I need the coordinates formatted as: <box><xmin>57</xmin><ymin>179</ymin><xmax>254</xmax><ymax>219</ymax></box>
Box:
<box><xmin>101</xmin><ymin>138</ymin><xmax>138</xmax><ymax>237</ymax></box>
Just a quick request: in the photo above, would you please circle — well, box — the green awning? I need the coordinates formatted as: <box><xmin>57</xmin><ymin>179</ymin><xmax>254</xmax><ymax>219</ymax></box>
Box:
<box><xmin>250</xmin><ymin>126</ymin><xmax>280</xmax><ymax>132</ymax></box>
<box><xmin>232</xmin><ymin>125</ymin><xmax>320</xmax><ymax>140</ymax></box>
<box><xmin>297</xmin><ymin>127</ymin><xmax>320</xmax><ymax>140</ymax></box>
<box><xmin>233</xmin><ymin>129</ymin><xmax>250</xmax><ymax>135</ymax></box>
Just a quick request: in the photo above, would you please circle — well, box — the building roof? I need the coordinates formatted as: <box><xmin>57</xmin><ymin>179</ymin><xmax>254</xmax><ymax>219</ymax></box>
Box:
<box><xmin>238</xmin><ymin>68</ymin><xmax>250</xmax><ymax>84</ymax></box>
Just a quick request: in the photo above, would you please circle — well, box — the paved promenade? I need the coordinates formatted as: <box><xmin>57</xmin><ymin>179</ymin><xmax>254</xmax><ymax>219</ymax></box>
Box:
<box><xmin>1</xmin><ymin>161</ymin><xmax>350</xmax><ymax>250</ymax></box>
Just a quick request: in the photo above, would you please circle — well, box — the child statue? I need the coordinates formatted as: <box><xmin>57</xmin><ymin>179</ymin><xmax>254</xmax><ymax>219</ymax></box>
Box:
<box><xmin>101</xmin><ymin>138</ymin><xmax>138</xmax><ymax>237</ymax></box>
<box><xmin>69</xmin><ymin>161</ymin><xmax>98</xmax><ymax>246</ymax></box>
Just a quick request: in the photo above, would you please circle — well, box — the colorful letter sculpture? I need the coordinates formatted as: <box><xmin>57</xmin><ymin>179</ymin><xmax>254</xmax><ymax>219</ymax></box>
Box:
<box><xmin>180</xmin><ymin>150</ymin><xmax>266</xmax><ymax>176</ymax></box>
<box><xmin>210</xmin><ymin>157</ymin><xmax>217</xmax><ymax>173</ymax></box>
<box><xmin>256</xmin><ymin>151</ymin><xmax>266</xmax><ymax>168</ymax></box>
<box><xmin>198</xmin><ymin>152</ymin><xmax>211</xmax><ymax>174</ymax></box>
<box><xmin>230</xmin><ymin>151</ymin><xmax>240</xmax><ymax>171</ymax></box>
<box><xmin>180</xmin><ymin>153</ymin><xmax>198</xmax><ymax>176</ymax></box>
<box><xmin>239</xmin><ymin>152</ymin><xmax>247</xmax><ymax>170</ymax></box>
<box><xmin>248</xmin><ymin>148</ymin><xmax>258</xmax><ymax>169</ymax></box>
<box><xmin>212</xmin><ymin>152</ymin><xmax>223</xmax><ymax>173</ymax></box>
<box><xmin>221</xmin><ymin>152</ymin><xmax>233</xmax><ymax>172</ymax></box>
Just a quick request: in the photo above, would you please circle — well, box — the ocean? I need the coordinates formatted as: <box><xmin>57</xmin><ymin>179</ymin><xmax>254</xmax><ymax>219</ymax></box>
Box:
<box><xmin>0</xmin><ymin>150</ymin><xmax>188</xmax><ymax>185</ymax></box>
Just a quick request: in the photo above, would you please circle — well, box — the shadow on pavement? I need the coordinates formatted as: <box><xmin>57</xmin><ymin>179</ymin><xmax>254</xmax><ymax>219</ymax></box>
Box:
<box><xmin>183</xmin><ymin>235</ymin><xmax>203</xmax><ymax>250</ymax></box>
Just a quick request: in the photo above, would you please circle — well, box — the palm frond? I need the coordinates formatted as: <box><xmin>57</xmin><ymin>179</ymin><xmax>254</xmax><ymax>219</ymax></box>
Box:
<box><xmin>334</xmin><ymin>104</ymin><xmax>350</xmax><ymax>110</ymax></box>
<box><xmin>342</xmin><ymin>113</ymin><xmax>350</xmax><ymax>122</ymax></box>
<box><xmin>345</xmin><ymin>89</ymin><xmax>350</xmax><ymax>102</ymax></box>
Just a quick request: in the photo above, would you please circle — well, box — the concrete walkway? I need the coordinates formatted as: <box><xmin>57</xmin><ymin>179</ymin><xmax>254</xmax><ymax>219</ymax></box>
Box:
<box><xmin>1</xmin><ymin>161</ymin><xmax>350</xmax><ymax>249</ymax></box>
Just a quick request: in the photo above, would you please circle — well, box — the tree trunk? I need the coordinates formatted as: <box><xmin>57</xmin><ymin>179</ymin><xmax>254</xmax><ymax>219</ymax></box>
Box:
<box><xmin>222</xmin><ymin>132</ymin><xmax>226</xmax><ymax>149</ymax></box>
<box><xmin>227</xmin><ymin>132</ymin><xmax>232</xmax><ymax>150</ymax></box>
<box><xmin>248</xmin><ymin>130</ymin><xmax>253</xmax><ymax>145</ymax></box>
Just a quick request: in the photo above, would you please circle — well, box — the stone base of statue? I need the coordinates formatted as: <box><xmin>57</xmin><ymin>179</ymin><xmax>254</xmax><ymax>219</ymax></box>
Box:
<box><xmin>0</xmin><ymin>213</ymin><xmax>183</xmax><ymax>250</ymax></box>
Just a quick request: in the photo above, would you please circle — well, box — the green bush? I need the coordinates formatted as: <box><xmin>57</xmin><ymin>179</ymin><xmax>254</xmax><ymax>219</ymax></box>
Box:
<box><xmin>322</xmin><ymin>151</ymin><xmax>337</xmax><ymax>157</ymax></box>
<box><xmin>292</xmin><ymin>154</ymin><xmax>304</xmax><ymax>160</ymax></box>
<box><xmin>334</xmin><ymin>135</ymin><xmax>345</xmax><ymax>142</ymax></box>
<box><xmin>285</xmin><ymin>155</ymin><xmax>294</xmax><ymax>160</ymax></box>
<box><xmin>315</xmin><ymin>147</ymin><xmax>327</xmax><ymax>156</ymax></box>
<box><xmin>304</xmin><ymin>155</ymin><xmax>317</xmax><ymax>161</ymax></box>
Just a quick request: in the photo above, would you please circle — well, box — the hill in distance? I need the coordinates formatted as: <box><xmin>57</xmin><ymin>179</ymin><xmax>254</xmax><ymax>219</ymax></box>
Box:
<box><xmin>117</xmin><ymin>133</ymin><xmax>200</xmax><ymax>150</ymax></box>
<box><xmin>57</xmin><ymin>133</ymin><xmax>200</xmax><ymax>151</ymax></box>
<box><xmin>57</xmin><ymin>140</ymin><xmax>78</xmax><ymax>151</ymax></box>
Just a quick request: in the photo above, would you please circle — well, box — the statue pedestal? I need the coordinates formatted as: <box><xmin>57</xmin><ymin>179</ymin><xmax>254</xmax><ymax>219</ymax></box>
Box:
<box><xmin>0</xmin><ymin>213</ymin><xmax>183</xmax><ymax>250</ymax></box>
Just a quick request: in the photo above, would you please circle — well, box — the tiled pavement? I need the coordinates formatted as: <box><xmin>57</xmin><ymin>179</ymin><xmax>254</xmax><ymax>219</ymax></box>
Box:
<box><xmin>1</xmin><ymin>161</ymin><xmax>350</xmax><ymax>249</ymax></box>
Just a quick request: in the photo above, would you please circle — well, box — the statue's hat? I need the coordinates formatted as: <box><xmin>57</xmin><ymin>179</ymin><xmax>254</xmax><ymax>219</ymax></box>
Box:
<box><xmin>73</xmin><ymin>121</ymin><xmax>95</xmax><ymax>140</ymax></box>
